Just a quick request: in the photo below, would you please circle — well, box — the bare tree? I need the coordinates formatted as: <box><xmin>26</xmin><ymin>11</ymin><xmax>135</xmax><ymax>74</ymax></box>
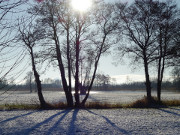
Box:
<box><xmin>115</xmin><ymin>0</ymin><xmax>159</xmax><ymax>102</ymax></box>
<box><xmin>94</xmin><ymin>73</ymin><xmax>111</xmax><ymax>89</ymax></box>
<box><xmin>153</xmin><ymin>0</ymin><xmax>180</xmax><ymax>101</ymax></box>
<box><xmin>17</xmin><ymin>20</ymin><xmax>48</xmax><ymax>108</ymax></box>
<box><xmin>29</xmin><ymin>0</ymin><xmax>119</xmax><ymax>107</ymax></box>
<box><xmin>115</xmin><ymin>0</ymin><xmax>180</xmax><ymax>103</ymax></box>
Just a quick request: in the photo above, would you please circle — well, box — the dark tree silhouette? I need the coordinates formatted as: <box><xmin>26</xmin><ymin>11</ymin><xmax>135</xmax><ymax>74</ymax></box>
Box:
<box><xmin>29</xmin><ymin>0</ymin><xmax>119</xmax><ymax>107</ymax></box>
<box><xmin>115</xmin><ymin>0</ymin><xmax>159</xmax><ymax>103</ymax></box>
<box><xmin>18</xmin><ymin>21</ymin><xmax>48</xmax><ymax>108</ymax></box>
<box><xmin>153</xmin><ymin>1</ymin><xmax>180</xmax><ymax>102</ymax></box>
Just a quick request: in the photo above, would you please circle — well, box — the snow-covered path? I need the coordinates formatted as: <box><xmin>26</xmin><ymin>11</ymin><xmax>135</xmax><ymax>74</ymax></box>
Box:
<box><xmin>0</xmin><ymin>107</ymin><xmax>180</xmax><ymax>135</ymax></box>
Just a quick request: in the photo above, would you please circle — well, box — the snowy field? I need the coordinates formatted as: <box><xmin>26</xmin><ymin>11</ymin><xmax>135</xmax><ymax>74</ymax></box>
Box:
<box><xmin>0</xmin><ymin>107</ymin><xmax>180</xmax><ymax>134</ymax></box>
<box><xmin>0</xmin><ymin>90</ymin><xmax>180</xmax><ymax>105</ymax></box>
<box><xmin>0</xmin><ymin>91</ymin><xmax>180</xmax><ymax>134</ymax></box>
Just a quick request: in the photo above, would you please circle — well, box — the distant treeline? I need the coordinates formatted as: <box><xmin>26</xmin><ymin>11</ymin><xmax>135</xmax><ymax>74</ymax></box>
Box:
<box><xmin>0</xmin><ymin>82</ymin><xmax>63</xmax><ymax>92</ymax></box>
<box><xmin>1</xmin><ymin>80</ymin><xmax>179</xmax><ymax>92</ymax></box>
<box><xmin>93</xmin><ymin>80</ymin><xmax>180</xmax><ymax>92</ymax></box>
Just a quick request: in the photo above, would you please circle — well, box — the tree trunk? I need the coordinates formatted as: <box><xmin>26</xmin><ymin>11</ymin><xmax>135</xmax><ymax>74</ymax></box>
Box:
<box><xmin>157</xmin><ymin>56</ymin><xmax>165</xmax><ymax>102</ymax></box>
<box><xmin>29</xmin><ymin>75</ymin><xmax>32</xmax><ymax>93</ymax></box>
<box><xmin>74</xmin><ymin>38</ymin><xmax>80</xmax><ymax>107</ymax></box>
<box><xmin>52</xmin><ymin>23</ymin><xmax>73</xmax><ymax>107</ymax></box>
<box><xmin>157</xmin><ymin>28</ymin><xmax>163</xmax><ymax>102</ymax></box>
<box><xmin>157</xmin><ymin>80</ymin><xmax>161</xmax><ymax>102</ymax></box>
<box><xmin>57</xmin><ymin>46</ymin><xmax>74</xmax><ymax>107</ymax></box>
<box><xmin>30</xmin><ymin>49</ymin><xmax>47</xmax><ymax>108</ymax></box>
<box><xmin>157</xmin><ymin>53</ymin><xmax>162</xmax><ymax>102</ymax></box>
<box><xmin>143</xmin><ymin>50</ymin><xmax>152</xmax><ymax>103</ymax></box>
<box><xmin>81</xmin><ymin>35</ymin><xmax>107</xmax><ymax>106</ymax></box>
<box><xmin>66</xmin><ymin>24</ymin><xmax>74</xmax><ymax>107</ymax></box>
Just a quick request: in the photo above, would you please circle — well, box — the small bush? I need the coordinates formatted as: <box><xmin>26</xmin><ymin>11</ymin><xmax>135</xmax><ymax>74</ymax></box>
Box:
<box><xmin>127</xmin><ymin>96</ymin><xmax>162</xmax><ymax>108</ymax></box>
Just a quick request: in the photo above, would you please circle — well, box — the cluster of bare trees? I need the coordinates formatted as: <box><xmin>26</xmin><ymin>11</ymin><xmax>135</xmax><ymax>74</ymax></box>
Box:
<box><xmin>16</xmin><ymin>0</ymin><xmax>119</xmax><ymax>107</ymax></box>
<box><xmin>0</xmin><ymin>0</ymin><xmax>179</xmax><ymax>107</ymax></box>
<box><xmin>115</xmin><ymin>0</ymin><xmax>180</xmax><ymax>102</ymax></box>
<box><xmin>94</xmin><ymin>73</ymin><xmax>111</xmax><ymax>88</ymax></box>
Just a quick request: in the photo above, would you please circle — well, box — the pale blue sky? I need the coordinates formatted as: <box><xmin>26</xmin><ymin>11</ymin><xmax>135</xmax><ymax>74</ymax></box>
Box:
<box><xmin>99</xmin><ymin>0</ymin><xmax>180</xmax><ymax>83</ymax></box>
<box><xmin>40</xmin><ymin>0</ymin><xmax>180</xmax><ymax>84</ymax></box>
<box><xmin>1</xmin><ymin>0</ymin><xmax>180</xmax><ymax>84</ymax></box>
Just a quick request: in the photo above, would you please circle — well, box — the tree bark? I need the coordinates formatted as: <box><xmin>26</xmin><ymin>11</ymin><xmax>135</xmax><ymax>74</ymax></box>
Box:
<box><xmin>30</xmin><ymin>49</ymin><xmax>47</xmax><ymax>108</ymax></box>
<box><xmin>52</xmin><ymin>21</ymin><xmax>73</xmax><ymax>107</ymax></box>
<box><xmin>143</xmin><ymin>50</ymin><xmax>152</xmax><ymax>103</ymax></box>
<box><xmin>74</xmin><ymin>38</ymin><xmax>80</xmax><ymax>107</ymax></box>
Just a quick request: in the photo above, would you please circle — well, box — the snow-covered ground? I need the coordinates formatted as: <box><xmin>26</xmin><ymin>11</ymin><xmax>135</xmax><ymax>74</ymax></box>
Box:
<box><xmin>0</xmin><ymin>107</ymin><xmax>180</xmax><ymax>134</ymax></box>
<box><xmin>0</xmin><ymin>90</ymin><xmax>180</xmax><ymax>105</ymax></box>
<box><xmin>0</xmin><ymin>91</ymin><xmax>180</xmax><ymax>134</ymax></box>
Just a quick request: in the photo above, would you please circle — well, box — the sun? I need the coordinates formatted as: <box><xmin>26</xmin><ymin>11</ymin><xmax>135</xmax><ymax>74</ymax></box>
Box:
<box><xmin>71</xmin><ymin>0</ymin><xmax>92</xmax><ymax>12</ymax></box>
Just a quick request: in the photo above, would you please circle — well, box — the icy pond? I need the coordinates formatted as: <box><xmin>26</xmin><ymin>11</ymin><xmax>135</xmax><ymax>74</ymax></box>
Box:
<box><xmin>0</xmin><ymin>90</ymin><xmax>179</xmax><ymax>105</ymax></box>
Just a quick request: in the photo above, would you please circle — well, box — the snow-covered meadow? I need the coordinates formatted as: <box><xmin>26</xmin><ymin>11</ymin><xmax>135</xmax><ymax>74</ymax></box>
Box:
<box><xmin>0</xmin><ymin>90</ymin><xmax>179</xmax><ymax>105</ymax></box>
<box><xmin>0</xmin><ymin>107</ymin><xmax>180</xmax><ymax>134</ymax></box>
<box><xmin>0</xmin><ymin>90</ymin><xmax>180</xmax><ymax>134</ymax></box>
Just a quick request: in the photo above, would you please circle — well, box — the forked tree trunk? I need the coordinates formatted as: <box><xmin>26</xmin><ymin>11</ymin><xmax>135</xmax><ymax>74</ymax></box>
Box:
<box><xmin>56</xmin><ymin>44</ymin><xmax>74</xmax><ymax>107</ymax></box>
<box><xmin>53</xmin><ymin>24</ymin><xmax>73</xmax><ymax>107</ymax></box>
<box><xmin>66</xmin><ymin>24</ymin><xmax>73</xmax><ymax>106</ymax></box>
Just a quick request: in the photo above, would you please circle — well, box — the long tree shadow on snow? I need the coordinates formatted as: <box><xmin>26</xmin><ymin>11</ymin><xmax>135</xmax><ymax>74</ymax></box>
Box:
<box><xmin>0</xmin><ymin>110</ymin><xmax>39</xmax><ymax>124</ymax></box>
<box><xmin>13</xmin><ymin>109</ymin><xmax>72</xmax><ymax>135</ymax></box>
<box><xmin>46</xmin><ymin>109</ymin><xmax>72</xmax><ymax>135</ymax></box>
<box><xmin>67</xmin><ymin>109</ymin><xmax>79</xmax><ymax>134</ymax></box>
<box><xmin>158</xmin><ymin>108</ymin><xmax>180</xmax><ymax>117</ymax></box>
<box><xmin>169</xmin><ymin>107</ymin><xmax>180</xmax><ymax>111</ymax></box>
<box><xmin>86</xmin><ymin>110</ymin><xmax>129</xmax><ymax>134</ymax></box>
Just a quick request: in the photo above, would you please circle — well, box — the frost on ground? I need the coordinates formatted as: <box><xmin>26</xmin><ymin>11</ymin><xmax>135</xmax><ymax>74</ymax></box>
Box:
<box><xmin>0</xmin><ymin>107</ymin><xmax>180</xmax><ymax>135</ymax></box>
<box><xmin>0</xmin><ymin>90</ymin><xmax>180</xmax><ymax>105</ymax></box>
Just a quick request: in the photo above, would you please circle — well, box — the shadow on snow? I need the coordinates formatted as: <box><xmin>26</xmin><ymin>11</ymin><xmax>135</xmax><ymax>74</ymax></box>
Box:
<box><xmin>86</xmin><ymin>110</ymin><xmax>129</xmax><ymax>134</ymax></box>
<box><xmin>158</xmin><ymin>108</ymin><xmax>180</xmax><ymax>117</ymax></box>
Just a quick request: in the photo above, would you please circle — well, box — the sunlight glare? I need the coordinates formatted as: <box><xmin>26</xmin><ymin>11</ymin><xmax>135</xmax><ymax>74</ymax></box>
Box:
<box><xmin>71</xmin><ymin>0</ymin><xmax>92</xmax><ymax>12</ymax></box>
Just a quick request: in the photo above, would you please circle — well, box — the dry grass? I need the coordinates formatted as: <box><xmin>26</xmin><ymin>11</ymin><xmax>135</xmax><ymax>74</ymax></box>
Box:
<box><xmin>162</xmin><ymin>100</ymin><xmax>180</xmax><ymax>106</ymax></box>
<box><xmin>127</xmin><ymin>96</ymin><xmax>160</xmax><ymax>108</ymax></box>
<box><xmin>0</xmin><ymin>104</ymin><xmax>40</xmax><ymax>110</ymax></box>
<box><xmin>127</xmin><ymin>96</ymin><xmax>180</xmax><ymax>108</ymax></box>
<box><xmin>46</xmin><ymin>102</ymin><xmax>68</xmax><ymax>109</ymax></box>
<box><xmin>0</xmin><ymin>98</ymin><xmax>180</xmax><ymax>110</ymax></box>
